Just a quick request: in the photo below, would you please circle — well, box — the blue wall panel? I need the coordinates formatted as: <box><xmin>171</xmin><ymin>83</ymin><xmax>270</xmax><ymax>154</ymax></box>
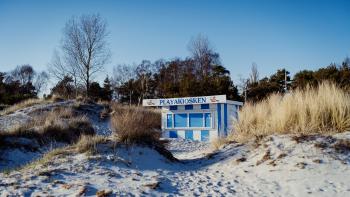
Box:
<box><xmin>201</xmin><ymin>104</ymin><xmax>210</xmax><ymax>109</ymax></box>
<box><xmin>217</xmin><ymin>103</ymin><xmax>221</xmax><ymax>136</ymax></box>
<box><xmin>185</xmin><ymin>130</ymin><xmax>193</xmax><ymax>140</ymax></box>
<box><xmin>224</xmin><ymin>104</ymin><xmax>227</xmax><ymax>136</ymax></box>
<box><xmin>204</xmin><ymin>113</ymin><xmax>211</xmax><ymax>127</ymax></box>
<box><xmin>185</xmin><ymin>105</ymin><xmax>193</xmax><ymax>110</ymax></box>
<box><xmin>169</xmin><ymin>131</ymin><xmax>177</xmax><ymax>138</ymax></box>
<box><xmin>170</xmin><ymin>106</ymin><xmax>178</xmax><ymax>110</ymax></box>
<box><xmin>201</xmin><ymin>130</ymin><xmax>209</xmax><ymax>141</ymax></box>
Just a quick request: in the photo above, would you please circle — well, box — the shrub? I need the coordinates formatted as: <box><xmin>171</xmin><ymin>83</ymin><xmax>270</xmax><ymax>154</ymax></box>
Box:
<box><xmin>230</xmin><ymin>82</ymin><xmax>350</xmax><ymax>142</ymax></box>
<box><xmin>111</xmin><ymin>104</ymin><xmax>161</xmax><ymax>146</ymax></box>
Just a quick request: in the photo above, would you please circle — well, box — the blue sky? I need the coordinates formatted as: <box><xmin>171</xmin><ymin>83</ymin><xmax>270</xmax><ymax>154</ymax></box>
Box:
<box><xmin>0</xmin><ymin>0</ymin><xmax>349</xmax><ymax>83</ymax></box>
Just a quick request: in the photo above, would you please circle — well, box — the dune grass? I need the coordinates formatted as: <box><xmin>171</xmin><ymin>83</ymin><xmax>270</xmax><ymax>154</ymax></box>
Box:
<box><xmin>0</xmin><ymin>106</ymin><xmax>95</xmax><ymax>150</ymax></box>
<box><xmin>110</xmin><ymin>104</ymin><xmax>161</xmax><ymax>146</ymax></box>
<box><xmin>0</xmin><ymin>98</ymin><xmax>51</xmax><ymax>116</ymax></box>
<box><xmin>74</xmin><ymin>135</ymin><xmax>108</xmax><ymax>154</ymax></box>
<box><xmin>230</xmin><ymin>82</ymin><xmax>350</xmax><ymax>143</ymax></box>
<box><xmin>110</xmin><ymin>104</ymin><xmax>177</xmax><ymax>161</ymax></box>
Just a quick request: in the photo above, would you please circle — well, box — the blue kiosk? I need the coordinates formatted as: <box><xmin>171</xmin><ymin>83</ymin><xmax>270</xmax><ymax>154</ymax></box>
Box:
<box><xmin>143</xmin><ymin>95</ymin><xmax>243</xmax><ymax>141</ymax></box>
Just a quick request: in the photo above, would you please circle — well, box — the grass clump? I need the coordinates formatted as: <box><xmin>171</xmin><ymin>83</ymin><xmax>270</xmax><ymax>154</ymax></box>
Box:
<box><xmin>211</xmin><ymin>138</ymin><xmax>229</xmax><ymax>150</ymax></box>
<box><xmin>230</xmin><ymin>82</ymin><xmax>350</xmax><ymax>143</ymax></box>
<box><xmin>0</xmin><ymin>107</ymin><xmax>95</xmax><ymax>149</ymax></box>
<box><xmin>74</xmin><ymin>135</ymin><xmax>108</xmax><ymax>154</ymax></box>
<box><xmin>111</xmin><ymin>104</ymin><xmax>161</xmax><ymax>146</ymax></box>
<box><xmin>110</xmin><ymin>104</ymin><xmax>177</xmax><ymax>161</ymax></box>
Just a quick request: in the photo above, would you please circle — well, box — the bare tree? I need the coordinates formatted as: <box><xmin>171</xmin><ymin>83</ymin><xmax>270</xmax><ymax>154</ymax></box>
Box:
<box><xmin>112</xmin><ymin>64</ymin><xmax>136</xmax><ymax>103</ymax></box>
<box><xmin>61</xmin><ymin>14</ymin><xmax>111</xmax><ymax>96</ymax></box>
<box><xmin>249</xmin><ymin>62</ymin><xmax>259</xmax><ymax>84</ymax></box>
<box><xmin>34</xmin><ymin>71</ymin><xmax>49</xmax><ymax>94</ymax></box>
<box><xmin>237</xmin><ymin>75</ymin><xmax>249</xmax><ymax>102</ymax></box>
<box><xmin>11</xmin><ymin>64</ymin><xmax>35</xmax><ymax>85</ymax></box>
<box><xmin>135</xmin><ymin>60</ymin><xmax>154</xmax><ymax>105</ymax></box>
<box><xmin>187</xmin><ymin>34</ymin><xmax>220</xmax><ymax>78</ymax></box>
<box><xmin>112</xmin><ymin>64</ymin><xmax>136</xmax><ymax>87</ymax></box>
<box><xmin>48</xmin><ymin>50</ymin><xmax>80</xmax><ymax>97</ymax></box>
<box><xmin>10</xmin><ymin>65</ymin><xmax>49</xmax><ymax>96</ymax></box>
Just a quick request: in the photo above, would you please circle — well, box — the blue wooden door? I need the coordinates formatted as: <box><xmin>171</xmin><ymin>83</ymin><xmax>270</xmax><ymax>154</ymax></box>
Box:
<box><xmin>201</xmin><ymin>130</ymin><xmax>209</xmax><ymax>141</ymax></box>
<box><xmin>185</xmin><ymin>130</ymin><xmax>193</xmax><ymax>140</ymax></box>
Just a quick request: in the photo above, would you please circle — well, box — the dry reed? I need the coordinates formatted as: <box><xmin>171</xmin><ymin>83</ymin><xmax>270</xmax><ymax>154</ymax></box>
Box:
<box><xmin>110</xmin><ymin>104</ymin><xmax>161</xmax><ymax>146</ymax></box>
<box><xmin>230</xmin><ymin>82</ymin><xmax>350</xmax><ymax>142</ymax></box>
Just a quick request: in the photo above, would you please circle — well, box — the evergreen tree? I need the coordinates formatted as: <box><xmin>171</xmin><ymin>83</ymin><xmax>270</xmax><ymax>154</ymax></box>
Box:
<box><xmin>102</xmin><ymin>76</ymin><xmax>113</xmax><ymax>101</ymax></box>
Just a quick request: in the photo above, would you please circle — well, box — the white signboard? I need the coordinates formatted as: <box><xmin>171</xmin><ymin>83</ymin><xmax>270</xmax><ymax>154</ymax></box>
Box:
<box><xmin>142</xmin><ymin>95</ymin><xmax>227</xmax><ymax>106</ymax></box>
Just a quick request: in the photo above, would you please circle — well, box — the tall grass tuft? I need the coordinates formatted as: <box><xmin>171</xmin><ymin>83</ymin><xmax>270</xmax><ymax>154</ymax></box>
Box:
<box><xmin>110</xmin><ymin>104</ymin><xmax>177</xmax><ymax>161</ymax></box>
<box><xmin>111</xmin><ymin>104</ymin><xmax>161</xmax><ymax>146</ymax></box>
<box><xmin>230</xmin><ymin>82</ymin><xmax>350</xmax><ymax>142</ymax></box>
<box><xmin>0</xmin><ymin>106</ymin><xmax>95</xmax><ymax>148</ymax></box>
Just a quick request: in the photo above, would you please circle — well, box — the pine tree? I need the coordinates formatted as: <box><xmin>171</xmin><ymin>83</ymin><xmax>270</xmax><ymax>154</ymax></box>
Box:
<box><xmin>102</xmin><ymin>76</ymin><xmax>113</xmax><ymax>101</ymax></box>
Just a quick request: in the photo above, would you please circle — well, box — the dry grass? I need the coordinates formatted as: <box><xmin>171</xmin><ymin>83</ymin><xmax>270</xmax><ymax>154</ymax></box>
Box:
<box><xmin>0</xmin><ymin>106</ymin><xmax>95</xmax><ymax>148</ymax></box>
<box><xmin>230</xmin><ymin>82</ymin><xmax>350</xmax><ymax>143</ymax></box>
<box><xmin>111</xmin><ymin>104</ymin><xmax>161</xmax><ymax>146</ymax></box>
<box><xmin>12</xmin><ymin>135</ymin><xmax>108</xmax><ymax>171</ymax></box>
<box><xmin>74</xmin><ymin>135</ymin><xmax>108</xmax><ymax>154</ymax></box>
<box><xmin>0</xmin><ymin>98</ymin><xmax>50</xmax><ymax>116</ymax></box>
<box><xmin>211</xmin><ymin>137</ymin><xmax>229</xmax><ymax>150</ymax></box>
<box><xmin>24</xmin><ymin>146</ymin><xmax>71</xmax><ymax>169</ymax></box>
<box><xmin>51</xmin><ymin>94</ymin><xmax>65</xmax><ymax>102</ymax></box>
<box><xmin>110</xmin><ymin>104</ymin><xmax>177</xmax><ymax>161</ymax></box>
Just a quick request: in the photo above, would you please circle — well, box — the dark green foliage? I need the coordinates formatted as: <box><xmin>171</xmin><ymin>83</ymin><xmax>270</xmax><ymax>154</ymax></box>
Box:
<box><xmin>86</xmin><ymin>77</ymin><xmax>113</xmax><ymax>101</ymax></box>
<box><xmin>292</xmin><ymin>58</ymin><xmax>350</xmax><ymax>91</ymax></box>
<box><xmin>50</xmin><ymin>75</ymin><xmax>75</xmax><ymax>99</ymax></box>
<box><xmin>246</xmin><ymin>57</ymin><xmax>350</xmax><ymax>102</ymax></box>
<box><xmin>0</xmin><ymin>66</ymin><xmax>38</xmax><ymax>105</ymax></box>
<box><xmin>101</xmin><ymin>76</ymin><xmax>113</xmax><ymax>101</ymax></box>
<box><xmin>293</xmin><ymin>70</ymin><xmax>317</xmax><ymax>89</ymax></box>
<box><xmin>88</xmin><ymin>82</ymin><xmax>103</xmax><ymax>101</ymax></box>
<box><xmin>246</xmin><ymin>69</ymin><xmax>291</xmax><ymax>102</ymax></box>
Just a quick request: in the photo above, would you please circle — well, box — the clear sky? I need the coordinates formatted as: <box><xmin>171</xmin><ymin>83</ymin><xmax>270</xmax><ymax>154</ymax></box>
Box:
<box><xmin>0</xmin><ymin>0</ymin><xmax>349</xmax><ymax>83</ymax></box>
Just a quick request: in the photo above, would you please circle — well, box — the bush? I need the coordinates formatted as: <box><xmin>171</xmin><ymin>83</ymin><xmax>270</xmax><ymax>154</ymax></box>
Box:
<box><xmin>231</xmin><ymin>82</ymin><xmax>350</xmax><ymax>142</ymax></box>
<box><xmin>111</xmin><ymin>104</ymin><xmax>161</xmax><ymax>146</ymax></box>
